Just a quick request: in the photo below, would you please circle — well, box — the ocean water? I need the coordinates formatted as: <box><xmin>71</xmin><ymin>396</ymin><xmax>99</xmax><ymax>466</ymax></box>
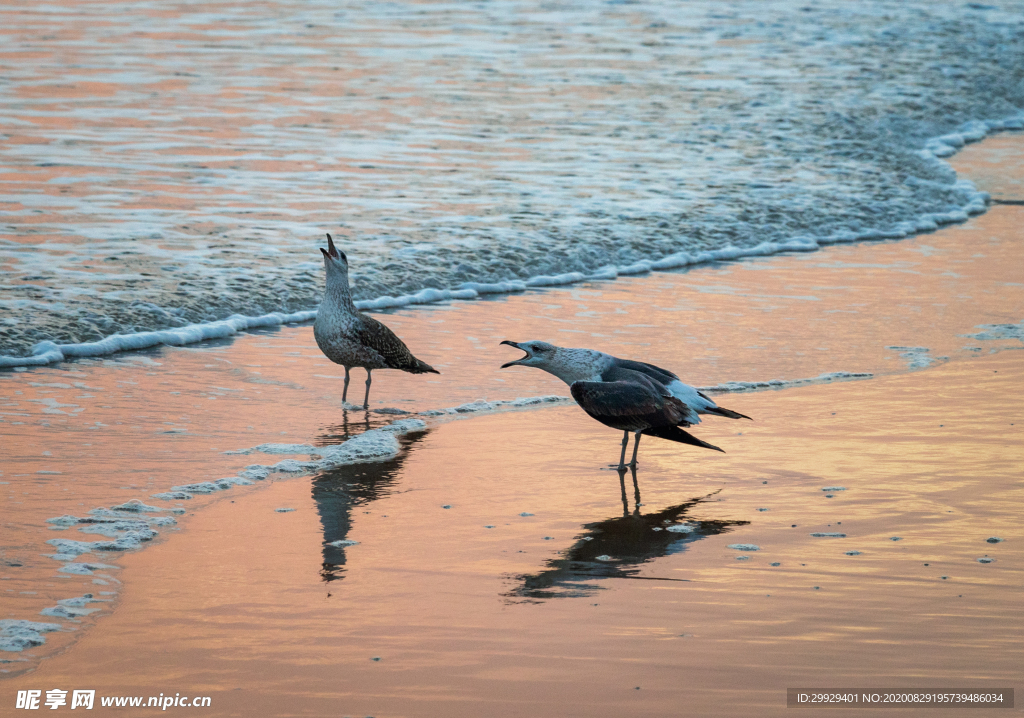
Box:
<box><xmin>2</xmin><ymin>0</ymin><xmax>1023</xmax><ymax>357</ymax></box>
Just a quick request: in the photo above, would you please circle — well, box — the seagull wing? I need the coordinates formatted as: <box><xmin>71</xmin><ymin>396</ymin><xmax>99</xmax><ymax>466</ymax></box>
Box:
<box><xmin>570</xmin><ymin>368</ymin><xmax>690</xmax><ymax>433</ymax></box>
<box><xmin>608</xmin><ymin>357</ymin><xmax>748</xmax><ymax>423</ymax></box>
<box><xmin>599</xmin><ymin>364</ymin><xmax>672</xmax><ymax>392</ymax></box>
<box><xmin>607</xmin><ymin>358</ymin><xmax>680</xmax><ymax>386</ymax></box>
<box><xmin>356</xmin><ymin>315</ymin><xmax>438</xmax><ymax>373</ymax></box>
<box><xmin>570</xmin><ymin>378</ymin><xmax>667</xmax><ymax>419</ymax></box>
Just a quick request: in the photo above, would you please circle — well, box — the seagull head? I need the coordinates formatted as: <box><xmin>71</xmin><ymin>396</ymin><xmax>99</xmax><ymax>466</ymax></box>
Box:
<box><xmin>319</xmin><ymin>233</ymin><xmax>350</xmax><ymax>286</ymax></box>
<box><xmin>320</xmin><ymin>232</ymin><xmax>348</xmax><ymax>265</ymax></box>
<box><xmin>499</xmin><ymin>340</ymin><xmax>558</xmax><ymax>369</ymax></box>
<box><xmin>500</xmin><ymin>340</ymin><xmax>609</xmax><ymax>385</ymax></box>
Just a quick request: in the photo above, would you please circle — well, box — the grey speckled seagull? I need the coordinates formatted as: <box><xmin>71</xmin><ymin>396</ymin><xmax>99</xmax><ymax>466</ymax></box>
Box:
<box><xmin>499</xmin><ymin>340</ymin><xmax>750</xmax><ymax>469</ymax></box>
<box><xmin>314</xmin><ymin>234</ymin><xmax>439</xmax><ymax>409</ymax></box>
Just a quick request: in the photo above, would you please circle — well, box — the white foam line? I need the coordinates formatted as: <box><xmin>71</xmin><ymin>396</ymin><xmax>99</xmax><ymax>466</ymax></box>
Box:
<box><xmin>0</xmin><ymin>113</ymin><xmax>1014</xmax><ymax>371</ymax></box>
<box><xmin>0</xmin><ymin>309</ymin><xmax>317</xmax><ymax>368</ymax></box>
<box><xmin>409</xmin><ymin>371</ymin><xmax>878</xmax><ymax>406</ymax></box>
<box><xmin>419</xmin><ymin>372</ymin><xmax>876</xmax><ymax>400</ymax></box>
<box><xmin>418</xmin><ymin>395</ymin><xmax>571</xmax><ymax>417</ymax></box>
<box><xmin>355</xmin><ymin>287</ymin><xmax>479</xmax><ymax>311</ymax></box>
<box><xmin>525</xmin><ymin>272</ymin><xmax>588</xmax><ymax>287</ymax></box>
<box><xmin>148</xmin><ymin>418</ymin><xmax>431</xmax><ymax>502</ymax></box>
<box><xmin>459</xmin><ymin>280</ymin><xmax>527</xmax><ymax>294</ymax></box>
<box><xmin>697</xmin><ymin>371</ymin><xmax>874</xmax><ymax>394</ymax></box>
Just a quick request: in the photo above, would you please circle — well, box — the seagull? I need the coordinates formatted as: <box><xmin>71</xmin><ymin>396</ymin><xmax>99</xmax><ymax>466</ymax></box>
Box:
<box><xmin>499</xmin><ymin>340</ymin><xmax>750</xmax><ymax>469</ymax></box>
<box><xmin>314</xmin><ymin>233</ymin><xmax>439</xmax><ymax>409</ymax></box>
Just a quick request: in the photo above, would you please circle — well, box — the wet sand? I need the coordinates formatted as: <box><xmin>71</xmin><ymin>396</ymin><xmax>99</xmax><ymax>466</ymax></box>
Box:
<box><xmin>1</xmin><ymin>138</ymin><xmax>1023</xmax><ymax>714</ymax></box>
<box><xmin>5</xmin><ymin>352</ymin><xmax>1022</xmax><ymax>717</ymax></box>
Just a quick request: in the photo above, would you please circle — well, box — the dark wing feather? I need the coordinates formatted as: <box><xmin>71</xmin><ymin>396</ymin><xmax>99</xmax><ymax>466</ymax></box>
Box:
<box><xmin>570</xmin><ymin>379</ymin><xmax>666</xmax><ymax>419</ymax></box>
<box><xmin>606</xmin><ymin>358</ymin><xmax>679</xmax><ymax>386</ymax></box>
<box><xmin>598</xmin><ymin>365</ymin><xmax>669</xmax><ymax>392</ymax></box>
<box><xmin>357</xmin><ymin>314</ymin><xmax>438</xmax><ymax>373</ymax></box>
<box><xmin>642</xmin><ymin>425</ymin><xmax>724</xmax><ymax>452</ymax></box>
<box><xmin>703</xmin><ymin>405</ymin><xmax>752</xmax><ymax>421</ymax></box>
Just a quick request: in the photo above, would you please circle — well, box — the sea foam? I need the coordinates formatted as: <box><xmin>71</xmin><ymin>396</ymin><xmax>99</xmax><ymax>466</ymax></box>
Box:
<box><xmin>2</xmin><ymin>0</ymin><xmax>1022</xmax><ymax>361</ymax></box>
<box><xmin>0</xmin><ymin>120</ymin><xmax>998</xmax><ymax>370</ymax></box>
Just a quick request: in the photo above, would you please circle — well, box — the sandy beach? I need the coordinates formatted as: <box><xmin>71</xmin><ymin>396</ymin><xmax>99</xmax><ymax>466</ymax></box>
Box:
<box><xmin>2</xmin><ymin>133</ymin><xmax>1023</xmax><ymax>715</ymax></box>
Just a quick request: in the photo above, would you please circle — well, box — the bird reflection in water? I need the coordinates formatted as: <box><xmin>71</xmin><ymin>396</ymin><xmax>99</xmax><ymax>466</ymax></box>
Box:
<box><xmin>314</xmin><ymin>408</ymin><xmax>385</xmax><ymax>446</ymax></box>
<box><xmin>508</xmin><ymin>468</ymin><xmax>749</xmax><ymax>600</ymax></box>
<box><xmin>310</xmin><ymin>426</ymin><xmax>428</xmax><ymax>584</ymax></box>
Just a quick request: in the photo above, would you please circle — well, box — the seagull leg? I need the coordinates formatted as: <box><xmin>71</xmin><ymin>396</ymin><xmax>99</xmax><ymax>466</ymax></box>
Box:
<box><xmin>627</xmin><ymin>431</ymin><xmax>642</xmax><ymax>468</ymax></box>
<box><xmin>363</xmin><ymin>370</ymin><xmax>372</xmax><ymax>410</ymax></box>
<box><xmin>617</xmin><ymin>466</ymin><xmax>629</xmax><ymax>516</ymax></box>
<box><xmin>611</xmin><ymin>430</ymin><xmax>629</xmax><ymax>470</ymax></box>
<box><xmin>342</xmin><ymin>366</ymin><xmax>351</xmax><ymax>404</ymax></box>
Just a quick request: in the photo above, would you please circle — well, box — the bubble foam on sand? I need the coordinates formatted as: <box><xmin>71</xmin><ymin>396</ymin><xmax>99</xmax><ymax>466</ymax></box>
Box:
<box><xmin>39</xmin><ymin>595</ymin><xmax>111</xmax><ymax>620</ymax></box>
<box><xmin>886</xmin><ymin>346</ymin><xmax>947</xmax><ymax>370</ymax></box>
<box><xmin>0</xmin><ymin>620</ymin><xmax>66</xmax><ymax>653</ymax></box>
<box><xmin>666</xmin><ymin>524</ymin><xmax>697</xmax><ymax>534</ymax></box>
<box><xmin>964</xmin><ymin>321</ymin><xmax>1024</xmax><ymax>343</ymax></box>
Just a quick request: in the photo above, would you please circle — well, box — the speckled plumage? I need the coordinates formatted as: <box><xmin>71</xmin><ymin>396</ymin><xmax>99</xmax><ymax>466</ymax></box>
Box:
<box><xmin>314</xmin><ymin>234</ymin><xmax>438</xmax><ymax>407</ymax></box>
<box><xmin>314</xmin><ymin>306</ymin><xmax>435</xmax><ymax>373</ymax></box>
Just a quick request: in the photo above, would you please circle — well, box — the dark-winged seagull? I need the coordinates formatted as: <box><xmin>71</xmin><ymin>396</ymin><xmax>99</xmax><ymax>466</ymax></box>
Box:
<box><xmin>314</xmin><ymin>234</ymin><xmax>439</xmax><ymax>409</ymax></box>
<box><xmin>500</xmin><ymin>340</ymin><xmax>750</xmax><ymax>469</ymax></box>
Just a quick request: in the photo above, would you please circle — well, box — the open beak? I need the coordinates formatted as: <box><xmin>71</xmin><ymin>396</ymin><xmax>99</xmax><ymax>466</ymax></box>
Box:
<box><xmin>320</xmin><ymin>232</ymin><xmax>339</xmax><ymax>259</ymax></box>
<box><xmin>500</xmin><ymin>340</ymin><xmax>529</xmax><ymax>368</ymax></box>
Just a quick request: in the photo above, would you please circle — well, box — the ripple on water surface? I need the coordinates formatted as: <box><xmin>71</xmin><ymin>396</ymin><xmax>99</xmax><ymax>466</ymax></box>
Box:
<box><xmin>2</xmin><ymin>0</ymin><xmax>1023</xmax><ymax>353</ymax></box>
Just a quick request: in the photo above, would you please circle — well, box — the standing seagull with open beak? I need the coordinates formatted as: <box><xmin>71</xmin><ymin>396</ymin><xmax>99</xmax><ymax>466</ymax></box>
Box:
<box><xmin>313</xmin><ymin>233</ymin><xmax>439</xmax><ymax>410</ymax></box>
<box><xmin>500</xmin><ymin>340</ymin><xmax>750</xmax><ymax>469</ymax></box>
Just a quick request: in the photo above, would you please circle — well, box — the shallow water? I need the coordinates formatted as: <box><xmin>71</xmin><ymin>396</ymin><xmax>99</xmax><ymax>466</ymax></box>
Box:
<box><xmin>2</xmin><ymin>0</ymin><xmax>1023</xmax><ymax>352</ymax></box>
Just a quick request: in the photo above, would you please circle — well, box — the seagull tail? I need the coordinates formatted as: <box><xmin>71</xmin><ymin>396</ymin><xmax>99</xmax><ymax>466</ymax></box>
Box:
<box><xmin>642</xmin><ymin>425</ymin><xmax>725</xmax><ymax>453</ymax></box>
<box><xmin>407</xmin><ymin>358</ymin><xmax>440</xmax><ymax>374</ymax></box>
<box><xmin>704</xmin><ymin>406</ymin><xmax>752</xmax><ymax>421</ymax></box>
